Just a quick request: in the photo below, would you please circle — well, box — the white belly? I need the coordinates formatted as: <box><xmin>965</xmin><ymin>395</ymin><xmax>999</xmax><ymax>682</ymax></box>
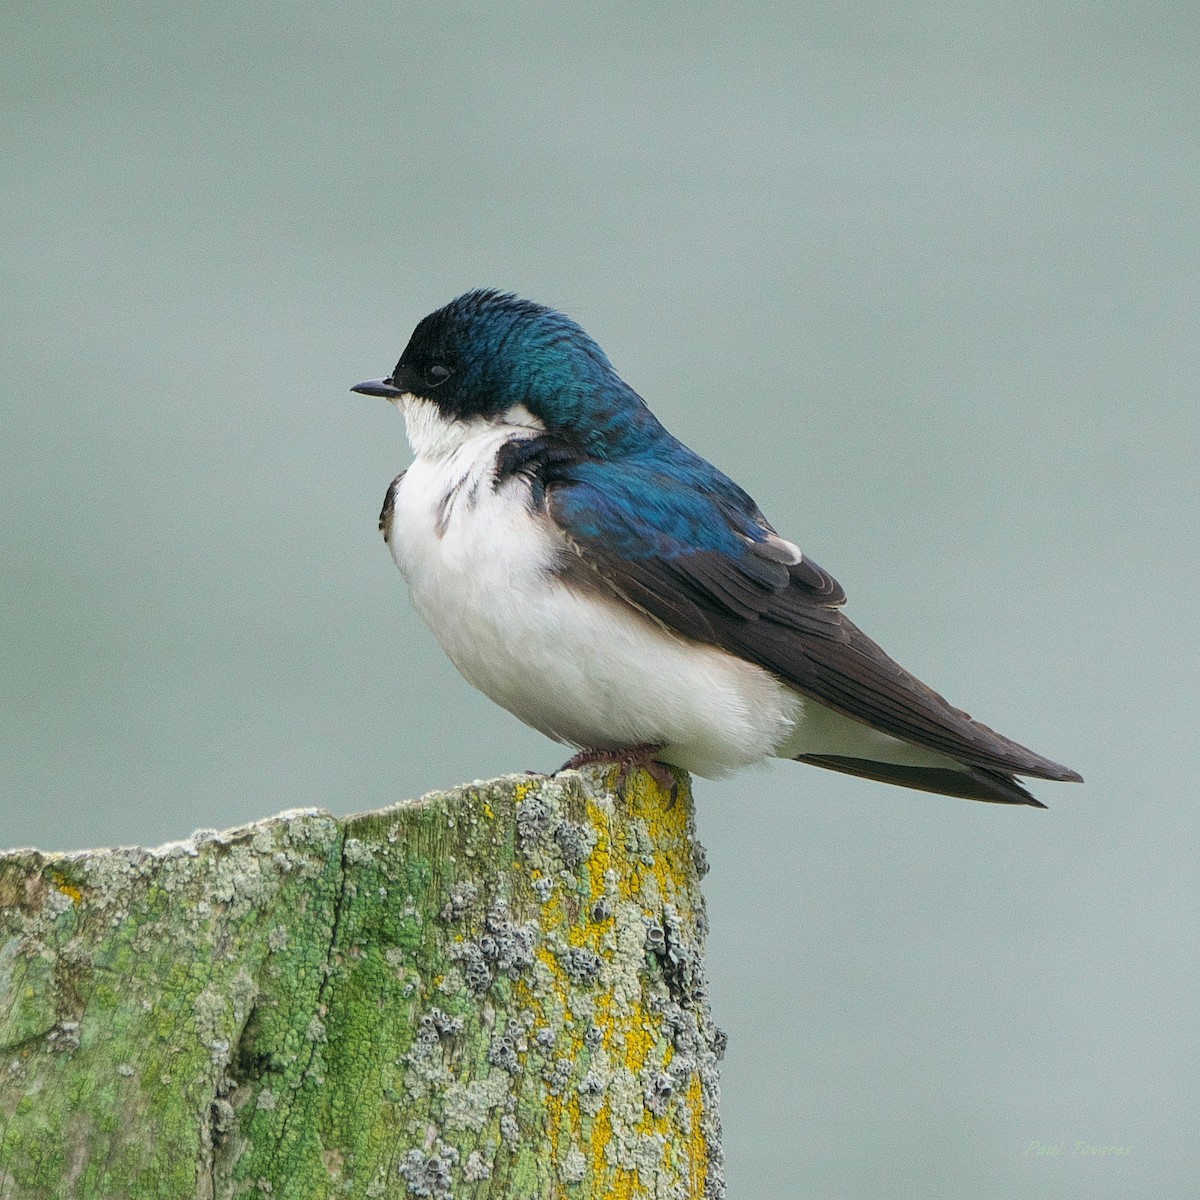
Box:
<box><xmin>386</xmin><ymin>427</ymin><xmax>802</xmax><ymax>778</ymax></box>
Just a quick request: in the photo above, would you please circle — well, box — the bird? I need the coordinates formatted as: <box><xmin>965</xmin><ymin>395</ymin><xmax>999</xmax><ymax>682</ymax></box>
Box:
<box><xmin>352</xmin><ymin>289</ymin><xmax>1082</xmax><ymax>807</ymax></box>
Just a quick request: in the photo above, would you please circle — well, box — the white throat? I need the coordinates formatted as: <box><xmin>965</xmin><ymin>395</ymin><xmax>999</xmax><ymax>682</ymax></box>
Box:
<box><xmin>396</xmin><ymin>395</ymin><xmax>545</xmax><ymax>460</ymax></box>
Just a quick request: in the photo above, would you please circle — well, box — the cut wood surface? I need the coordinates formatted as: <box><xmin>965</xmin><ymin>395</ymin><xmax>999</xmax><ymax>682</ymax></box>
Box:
<box><xmin>0</xmin><ymin>767</ymin><xmax>724</xmax><ymax>1199</ymax></box>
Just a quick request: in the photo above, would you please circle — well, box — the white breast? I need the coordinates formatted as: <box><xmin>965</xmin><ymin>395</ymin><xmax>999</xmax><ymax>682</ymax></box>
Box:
<box><xmin>384</xmin><ymin>401</ymin><xmax>803</xmax><ymax>778</ymax></box>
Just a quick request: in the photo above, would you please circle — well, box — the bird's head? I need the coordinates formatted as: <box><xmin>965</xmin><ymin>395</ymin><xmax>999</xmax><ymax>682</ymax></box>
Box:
<box><xmin>353</xmin><ymin>290</ymin><xmax>663</xmax><ymax>457</ymax></box>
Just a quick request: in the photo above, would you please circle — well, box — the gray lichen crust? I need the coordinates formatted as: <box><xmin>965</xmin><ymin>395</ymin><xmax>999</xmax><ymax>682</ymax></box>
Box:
<box><xmin>0</xmin><ymin>768</ymin><xmax>724</xmax><ymax>1199</ymax></box>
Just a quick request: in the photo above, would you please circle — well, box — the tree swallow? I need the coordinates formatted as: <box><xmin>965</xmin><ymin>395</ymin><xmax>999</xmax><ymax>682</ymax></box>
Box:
<box><xmin>353</xmin><ymin>290</ymin><xmax>1081</xmax><ymax>807</ymax></box>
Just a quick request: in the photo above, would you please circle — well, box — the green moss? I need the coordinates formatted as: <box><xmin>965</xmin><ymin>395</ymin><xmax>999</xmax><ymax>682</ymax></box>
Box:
<box><xmin>0</xmin><ymin>769</ymin><xmax>724</xmax><ymax>1199</ymax></box>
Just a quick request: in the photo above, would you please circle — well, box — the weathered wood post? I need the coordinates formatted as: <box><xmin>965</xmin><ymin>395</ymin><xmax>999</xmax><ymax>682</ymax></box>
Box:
<box><xmin>0</xmin><ymin>767</ymin><xmax>724</xmax><ymax>1199</ymax></box>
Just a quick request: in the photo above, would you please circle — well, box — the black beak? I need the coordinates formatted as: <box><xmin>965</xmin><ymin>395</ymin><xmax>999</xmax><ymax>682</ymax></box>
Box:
<box><xmin>351</xmin><ymin>378</ymin><xmax>404</xmax><ymax>399</ymax></box>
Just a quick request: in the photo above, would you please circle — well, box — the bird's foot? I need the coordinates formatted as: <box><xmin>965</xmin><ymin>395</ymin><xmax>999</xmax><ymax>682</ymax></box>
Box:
<box><xmin>558</xmin><ymin>744</ymin><xmax>679</xmax><ymax>801</ymax></box>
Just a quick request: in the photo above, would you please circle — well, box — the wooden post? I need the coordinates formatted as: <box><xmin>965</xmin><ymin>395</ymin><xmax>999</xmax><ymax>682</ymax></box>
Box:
<box><xmin>0</xmin><ymin>767</ymin><xmax>724</xmax><ymax>1199</ymax></box>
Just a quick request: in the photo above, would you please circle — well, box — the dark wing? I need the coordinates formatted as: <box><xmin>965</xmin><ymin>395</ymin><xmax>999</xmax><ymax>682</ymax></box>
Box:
<box><xmin>512</xmin><ymin>444</ymin><xmax>1081</xmax><ymax>803</ymax></box>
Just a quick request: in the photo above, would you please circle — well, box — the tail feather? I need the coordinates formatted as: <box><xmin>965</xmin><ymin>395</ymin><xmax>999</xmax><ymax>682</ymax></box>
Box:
<box><xmin>795</xmin><ymin>753</ymin><xmax>1049</xmax><ymax>808</ymax></box>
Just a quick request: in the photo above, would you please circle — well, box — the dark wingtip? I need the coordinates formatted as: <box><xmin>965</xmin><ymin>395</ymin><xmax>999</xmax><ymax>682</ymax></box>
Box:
<box><xmin>1031</xmin><ymin>761</ymin><xmax>1083</xmax><ymax>784</ymax></box>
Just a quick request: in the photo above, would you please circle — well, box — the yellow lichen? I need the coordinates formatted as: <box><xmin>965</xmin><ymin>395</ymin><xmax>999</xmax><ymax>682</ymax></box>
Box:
<box><xmin>50</xmin><ymin>871</ymin><xmax>83</xmax><ymax>905</ymax></box>
<box><xmin>505</xmin><ymin>768</ymin><xmax>712</xmax><ymax>1197</ymax></box>
<box><xmin>686</xmin><ymin>1071</ymin><xmax>709</xmax><ymax>1197</ymax></box>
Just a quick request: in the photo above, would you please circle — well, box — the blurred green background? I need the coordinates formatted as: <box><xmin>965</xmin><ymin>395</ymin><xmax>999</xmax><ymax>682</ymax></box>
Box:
<box><xmin>2</xmin><ymin>3</ymin><xmax>1196</xmax><ymax>1196</ymax></box>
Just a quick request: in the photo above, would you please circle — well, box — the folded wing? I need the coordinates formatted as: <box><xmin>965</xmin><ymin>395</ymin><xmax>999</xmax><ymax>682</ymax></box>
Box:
<box><xmin>501</xmin><ymin>437</ymin><xmax>1081</xmax><ymax>805</ymax></box>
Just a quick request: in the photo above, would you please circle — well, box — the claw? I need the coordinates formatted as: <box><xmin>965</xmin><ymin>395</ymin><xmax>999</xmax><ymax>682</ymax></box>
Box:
<box><xmin>557</xmin><ymin>744</ymin><xmax>679</xmax><ymax>804</ymax></box>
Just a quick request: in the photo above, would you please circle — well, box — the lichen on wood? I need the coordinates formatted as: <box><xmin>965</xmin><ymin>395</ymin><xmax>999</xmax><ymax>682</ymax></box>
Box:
<box><xmin>0</xmin><ymin>767</ymin><xmax>725</xmax><ymax>1199</ymax></box>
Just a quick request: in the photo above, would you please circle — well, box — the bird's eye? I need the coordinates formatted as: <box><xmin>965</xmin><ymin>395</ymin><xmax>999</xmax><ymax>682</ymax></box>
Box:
<box><xmin>424</xmin><ymin>363</ymin><xmax>453</xmax><ymax>388</ymax></box>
